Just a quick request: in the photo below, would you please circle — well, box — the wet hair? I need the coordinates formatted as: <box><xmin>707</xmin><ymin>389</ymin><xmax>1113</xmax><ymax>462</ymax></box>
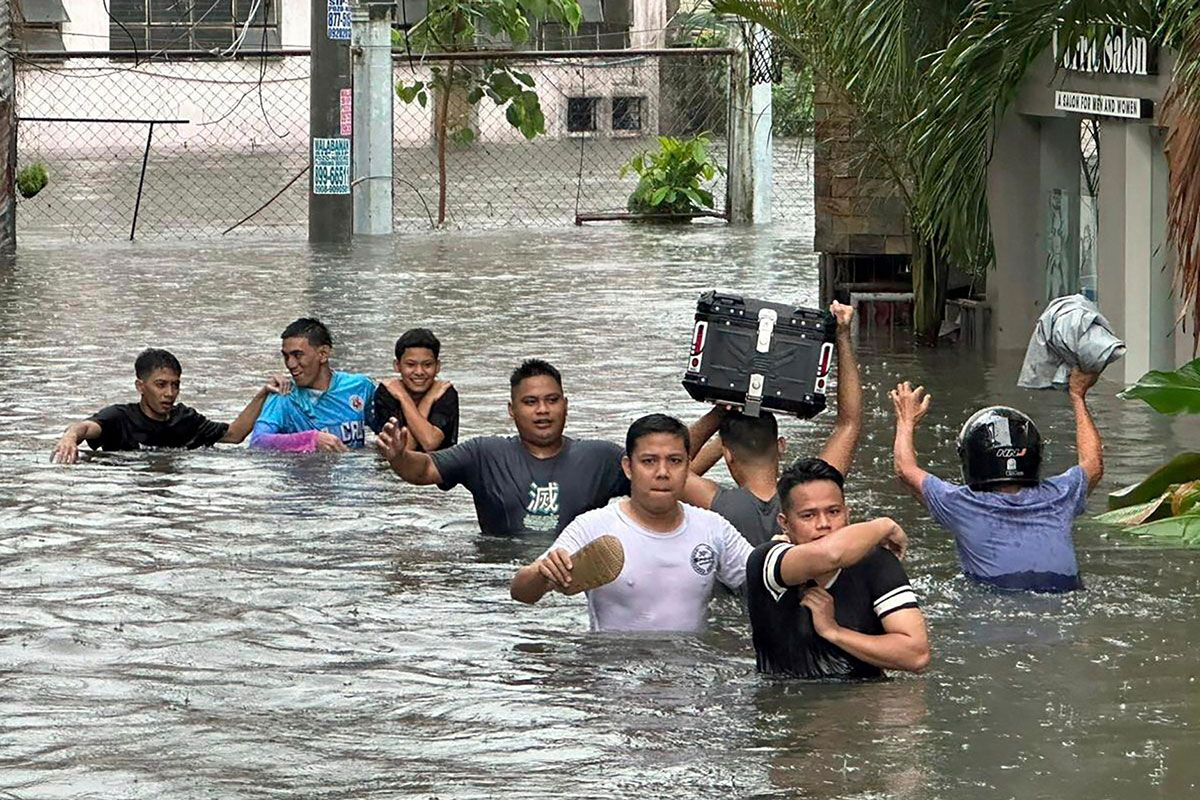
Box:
<box><xmin>281</xmin><ymin>317</ymin><xmax>333</xmax><ymax>348</ymax></box>
<box><xmin>778</xmin><ymin>457</ymin><xmax>845</xmax><ymax>512</ymax></box>
<box><xmin>625</xmin><ymin>413</ymin><xmax>691</xmax><ymax>457</ymax></box>
<box><xmin>510</xmin><ymin>358</ymin><xmax>562</xmax><ymax>393</ymax></box>
<box><xmin>719</xmin><ymin>411</ymin><xmax>779</xmax><ymax>462</ymax></box>
<box><xmin>134</xmin><ymin>348</ymin><xmax>182</xmax><ymax>380</ymax></box>
<box><xmin>395</xmin><ymin>328</ymin><xmax>441</xmax><ymax>361</ymax></box>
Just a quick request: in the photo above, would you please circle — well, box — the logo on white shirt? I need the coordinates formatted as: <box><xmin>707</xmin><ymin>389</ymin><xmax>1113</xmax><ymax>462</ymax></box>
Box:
<box><xmin>690</xmin><ymin>543</ymin><xmax>716</xmax><ymax>576</ymax></box>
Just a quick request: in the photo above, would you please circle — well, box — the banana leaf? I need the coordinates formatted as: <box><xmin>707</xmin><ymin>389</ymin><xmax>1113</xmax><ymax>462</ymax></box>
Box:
<box><xmin>1119</xmin><ymin>358</ymin><xmax>1200</xmax><ymax>414</ymax></box>
<box><xmin>1107</xmin><ymin>452</ymin><xmax>1200</xmax><ymax>510</ymax></box>
<box><xmin>1092</xmin><ymin>493</ymin><xmax>1171</xmax><ymax>526</ymax></box>
<box><xmin>1173</xmin><ymin>481</ymin><xmax>1200</xmax><ymax>516</ymax></box>
<box><xmin>1124</xmin><ymin>512</ymin><xmax>1200</xmax><ymax>546</ymax></box>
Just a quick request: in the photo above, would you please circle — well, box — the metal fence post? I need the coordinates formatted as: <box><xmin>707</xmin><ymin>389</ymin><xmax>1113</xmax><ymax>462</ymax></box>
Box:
<box><xmin>129</xmin><ymin>122</ymin><xmax>155</xmax><ymax>241</ymax></box>
<box><xmin>0</xmin><ymin>0</ymin><xmax>15</xmax><ymax>254</ymax></box>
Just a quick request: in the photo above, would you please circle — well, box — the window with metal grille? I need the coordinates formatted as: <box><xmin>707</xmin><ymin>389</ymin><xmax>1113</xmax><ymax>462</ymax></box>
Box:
<box><xmin>567</xmin><ymin>97</ymin><xmax>598</xmax><ymax>133</ymax></box>
<box><xmin>612</xmin><ymin>96</ymin><xmax>642</xmax><ymax>132</ymax></box>
<box><xmin>107</xmin><ymin>0</ymin><xmax>281</xmax><ymax>53</ymax></box>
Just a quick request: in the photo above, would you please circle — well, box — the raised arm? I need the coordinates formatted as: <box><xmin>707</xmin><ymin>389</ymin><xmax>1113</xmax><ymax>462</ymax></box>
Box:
<box><xmin>818</xmin><ymin>301</ymin><xmax>862</xmax><ymax>475</ymax></box>
<box><xmin>221</xmin><ymin>375</ymin><xmax>289</xmax><ymax>444</ymax></box>
<box><xmin>776</xmin><ymin>517</ymin><xmax>908</xmax><ymax>586</ymax></box>
<box><xmin>687</xmin><ymin>406</ymin><xmax>724</xmax><ymax>460</ymax></box>
<box><xmin>51</xmin><ymin>420</ymin><xmax>102</xmax><ymax>464</ymax></box>
<box><xmin>1069</xmin><ymin>368</ymin><xmax>1103</xmax><ymax>493</ymax></box>
<box><xmin>376</xmin><ymin>419</ymin><xmax>443</xmax><ymax>485</ymax></box>
<box><xmin>690</xmin><ymin>437</ymin><xmax>724</xmax><ymax>476</ymax></box>
<box><xmin>890</xmin><ymin>382</ymin><xmax>932</xmax><ymax>500</ymax></box>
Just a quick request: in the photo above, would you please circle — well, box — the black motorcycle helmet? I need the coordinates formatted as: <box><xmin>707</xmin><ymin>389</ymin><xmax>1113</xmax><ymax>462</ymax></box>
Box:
<box><xmin>956</xmin><ymin>406</ymin><xmax>1042</xmax><ymax>490</ymax></box>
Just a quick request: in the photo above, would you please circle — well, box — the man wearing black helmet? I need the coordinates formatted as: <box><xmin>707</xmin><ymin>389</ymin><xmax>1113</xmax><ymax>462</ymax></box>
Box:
<box><xmin>890</xmin><ymin>369</ymin><xmax>1103</xmax><ymax>592</ymax></box>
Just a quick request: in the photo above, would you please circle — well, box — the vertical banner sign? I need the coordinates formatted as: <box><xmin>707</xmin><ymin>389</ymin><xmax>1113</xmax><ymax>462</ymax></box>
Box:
<box><xmin>327</xmin><ymin>0</ymin><xmax>351</xmax><ymax>40</ymax></box>
<box><xmin>313</xmin><ymin>137</ymin><xmax>351</xmax><ymax>195</ymax></box>
<box><xmin>339</xmin><ymin>88</ymin><xmax>353</xmax><ymax>136</ymax></box>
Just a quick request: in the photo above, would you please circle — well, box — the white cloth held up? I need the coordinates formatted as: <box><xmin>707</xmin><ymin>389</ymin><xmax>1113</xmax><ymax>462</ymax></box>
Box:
<box><xmin>1018</xmin><ymin>294</ymin><xmax>1125</xmax><ymax>390</ymax></box>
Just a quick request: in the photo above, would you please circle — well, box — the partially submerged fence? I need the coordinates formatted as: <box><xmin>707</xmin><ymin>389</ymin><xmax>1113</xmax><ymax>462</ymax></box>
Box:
<box><xmin>14</xmin><ymin>47</ymin><xmax>805</xmax><ymax>240</ymax></box>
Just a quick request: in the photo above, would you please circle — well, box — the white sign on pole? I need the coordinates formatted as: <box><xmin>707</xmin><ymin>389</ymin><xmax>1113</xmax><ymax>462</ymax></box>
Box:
<box><xmin>327</xmin><ymin>0</ymin><xmax>351</xmax><ymax>40</ymax></box>
<box><xmin>313</xmin><ymin>137</ymin><xmax>351</xmax><ymax>195</ymax></box>
<box><xmin>1054</xmin><ymin>90</ymin><xmax>1152</xmax><ymax>120</ymax></box>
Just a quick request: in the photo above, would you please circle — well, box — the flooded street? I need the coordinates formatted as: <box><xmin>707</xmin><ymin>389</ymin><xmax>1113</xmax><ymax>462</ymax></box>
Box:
<box><xmin>2</xmin><ymin>224</ymin><xmax>1199</xmax><ymax>798</ymax></box>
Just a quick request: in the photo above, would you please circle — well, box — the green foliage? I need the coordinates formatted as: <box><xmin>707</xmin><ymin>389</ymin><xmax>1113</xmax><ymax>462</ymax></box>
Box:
<box><xmin>712</xmin><ymin>0</ymin><xmax>973</xmax><ymax>338</ymax></box>
<box><xmin>620</xmin><ymin>134</ymin><xmax>725</xmax><ymax>217</ymax></box>
<box><xmin>1125</xmin><ymin>512</ymin><xmax>1200</xmax><ymax>546</ymax></box>
<box><xmin>1119</xmin><ymin>358</ymin><xmax>1200</xmax><ymax>415</ymax></box>
<box><xmin>17</xmin><ymin>162</ymin><xmax>48</xmax><ymax>199</ymax></box>
<box><xmin>772</xmin><ymin>59</ymin><xmax>813</xmax><ymax>138</ymax></box>
<box><xmin>1093</xmin><ymin>494</ymin><xmax>1171</xmax><ymax>526</ymax></box>
<box><xmin>393</xmin><ymin>0</ymin><xmax>580</xmax><ymax>141</ymax></box>
<box><xmin>1108</xmin><ymin>452</ymin><xmax>1200</xmax><ymax>511</ymax></box>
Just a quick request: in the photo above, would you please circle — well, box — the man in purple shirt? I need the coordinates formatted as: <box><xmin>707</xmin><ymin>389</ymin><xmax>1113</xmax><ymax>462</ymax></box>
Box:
<box><xmin>891</xmin><ymin>369</ymin><xmax>1103</xmax><ymax>592</ymax></box>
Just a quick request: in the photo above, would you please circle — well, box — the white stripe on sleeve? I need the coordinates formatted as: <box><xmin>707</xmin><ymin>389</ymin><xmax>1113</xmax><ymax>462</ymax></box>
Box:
<box><xmin>763</xmin><ymin>542</ymin><xmax>792</xmax><ymax>602</ymax></box>
<box><xmin>874</xmin><ymin>584</ymin><xmax>918</xmax><ymax>618</ymax></box>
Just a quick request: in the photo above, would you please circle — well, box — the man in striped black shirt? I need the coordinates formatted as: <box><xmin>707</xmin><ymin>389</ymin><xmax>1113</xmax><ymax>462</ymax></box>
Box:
<box><xmin>746</xmin><ymin>458</ymin><xmax>930</xmax><ymax>679</ymax></box>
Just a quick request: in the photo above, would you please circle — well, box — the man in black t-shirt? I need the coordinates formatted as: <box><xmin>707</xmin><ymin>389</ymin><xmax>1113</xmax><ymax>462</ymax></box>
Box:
<box><xmin>51</xmin><ymin>348</ymin><xmax>287</xmax><ymax>463</ymax></box>
<box><xmin>681</xmin><ymin>302</ymin><xmax>861</xmax><ymax>546</ymax></box>
<box><xmin>369</xmin><ymin>328</ymin><xmax>458</xmax><ymax>452</ymax></box>
<box><xmin>377</xmin><ymin>359</ymin><xmax>629</xmax><ymax>536</ymax></box>
<box><xmin>746</xmin><ymin>458</ymin><xmax>929</xmax><ymax>680</ymax></box>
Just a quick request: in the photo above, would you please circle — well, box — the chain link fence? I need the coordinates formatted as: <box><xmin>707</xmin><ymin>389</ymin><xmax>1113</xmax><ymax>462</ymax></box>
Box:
<box><xmin>14</xmin><ymin>47</ymin><xmax>812</xmax><ymax>239</ymax></box>
<box><xmin>16</xmin><ymin>53</ymin><xmax>311</xmax><ymax>240</ymax></box>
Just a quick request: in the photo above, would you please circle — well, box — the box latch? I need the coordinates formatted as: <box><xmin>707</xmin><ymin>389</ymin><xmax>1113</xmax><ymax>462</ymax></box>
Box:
<box><xmin>744</xmin><ymin>308</ymin><xmax>777</xmax><ymax>416</ymax></box>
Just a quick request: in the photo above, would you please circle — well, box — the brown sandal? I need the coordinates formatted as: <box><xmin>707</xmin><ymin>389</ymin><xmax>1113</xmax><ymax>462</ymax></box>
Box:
<box><xmin>567</xmin><ymin>535</ymin><xmax>625</xmax><ymax>593</ymax></box>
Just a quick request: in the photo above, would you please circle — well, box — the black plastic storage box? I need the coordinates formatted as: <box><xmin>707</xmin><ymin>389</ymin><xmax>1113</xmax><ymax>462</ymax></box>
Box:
<box><xmin>682</xmin><ymin>291</ymin><xmax>836</xmax><ymax>418</ymax></box>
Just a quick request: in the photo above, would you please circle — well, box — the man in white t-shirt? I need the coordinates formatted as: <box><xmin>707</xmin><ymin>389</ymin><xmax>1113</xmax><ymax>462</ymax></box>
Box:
<box><xmin>509</xmin><ymin>413</ymin><xmax>753</xmax><ymax>632</ymax></box>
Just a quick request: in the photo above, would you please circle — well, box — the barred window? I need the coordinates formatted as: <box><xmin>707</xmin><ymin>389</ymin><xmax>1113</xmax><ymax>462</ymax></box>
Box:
<box><xmin>567</xmin><ymin>97</ymin><xmax>597</xmax><ymax>133</ymax></box>
<box><xmin>612</xmin><ymin>96</ymin><xmax>642</xmax><ymax>131</ymax></box>
<box><xmin>108</xmin><ymin>0</ymin><xmax>281</xmax><ymax>52</ymax></box>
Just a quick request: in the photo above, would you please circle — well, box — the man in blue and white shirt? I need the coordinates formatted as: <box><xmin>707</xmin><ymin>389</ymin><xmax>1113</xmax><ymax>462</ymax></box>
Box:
<box><xmin>251</xmin><ymin>318</ymin><xmax>376</xmax><ymax>453</ymax></box>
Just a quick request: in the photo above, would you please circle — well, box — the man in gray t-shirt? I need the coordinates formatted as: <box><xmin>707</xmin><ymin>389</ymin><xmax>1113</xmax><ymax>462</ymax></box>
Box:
<box><xmin>377</xmin><ymin>359</ymin><xmax>629</xmax><ymax>536</ymax></box>
<box><xmin>681</xmin><ymin>302</ymin><xmax>861</xmax><ymax>546</ymax></box>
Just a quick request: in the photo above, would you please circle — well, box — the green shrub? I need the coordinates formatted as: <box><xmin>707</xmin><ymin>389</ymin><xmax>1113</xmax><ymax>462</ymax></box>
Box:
<box><xmin>620</xmin><ymin>134</ymin><xmax>725</xmax><ymax>217</ymax></box>
<box><xmin>17</xmin><ymin>162</ymin><xmax>48</xmax><ymax>199</ymax></box>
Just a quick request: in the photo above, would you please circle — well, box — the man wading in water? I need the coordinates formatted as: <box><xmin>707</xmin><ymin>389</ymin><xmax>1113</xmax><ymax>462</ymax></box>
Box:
<box><xmin>891</xmin><ymin>369</ymin><xmax>1103</xmax><ymax>592</ymax></box>
<box><xmin>745</xmin><ymin>458</ymin><xmax>929</xmax><ymax>679</ymax></box>
<box><xmin>682</xmin><ymin>301</ymin><xmax>861</xmax><ymax>546</ymax></box>
<box><xmin>51</xmin><ymin>348</ymin><xmax>287</xmax><ymax>463</ymax></box>
<box><xmin>377</xmin><ymin>359</ymin><xmax>628</xmax><ymax>536</ymax></box>
<box><xmin>250</xmin><ymin>318</ymin><xmax>377</xmax><ymax>453</ymax></box>
<box><xmin>369</xmin><ymin>327</ymin><xmax>458</xmax><ymax>453</ymax></box>
<box><xmin>509</xmin><ymin>414</ymin><xmax>752</xmax><ymax>632</ymax></box>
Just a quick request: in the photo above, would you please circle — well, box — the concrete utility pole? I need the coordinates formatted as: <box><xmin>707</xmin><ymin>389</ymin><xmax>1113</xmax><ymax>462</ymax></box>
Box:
<box><xmin>350</xmin><ymin>0</ymin><xmax>394</xmax><ymax>235</ymax></box>
<box><xmin>309</xmin><ymin>0</ymin><xmax>354</xmax><ymax>242</ymax></box>
<box><xmin>0</xmin><ymin>0</ymin><xmax>16</xmax><ymax>254</ymax></box>
<box><xmin>729</xmin><ymin>24</ymin><xmax>773</xmax><ymax>225</ymax></box>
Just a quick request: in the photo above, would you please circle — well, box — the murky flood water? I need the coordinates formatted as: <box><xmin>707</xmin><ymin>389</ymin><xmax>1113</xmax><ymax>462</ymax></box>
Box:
<box><xmin>2</xmin><ymin>224</ymin><xmax>1199</xmax><ymax>798</ymax></box>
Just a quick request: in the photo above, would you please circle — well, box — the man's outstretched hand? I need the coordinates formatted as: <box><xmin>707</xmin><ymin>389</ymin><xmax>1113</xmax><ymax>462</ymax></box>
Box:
<box><xmin>890</xmin><ymin>382</ymin><xmax>932</xmax><ymax>428</ymax></box>
<box><xmin>376</xmin><ymin>417</ymin><xmax>410</xmax><ymax>461</ymax></box>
